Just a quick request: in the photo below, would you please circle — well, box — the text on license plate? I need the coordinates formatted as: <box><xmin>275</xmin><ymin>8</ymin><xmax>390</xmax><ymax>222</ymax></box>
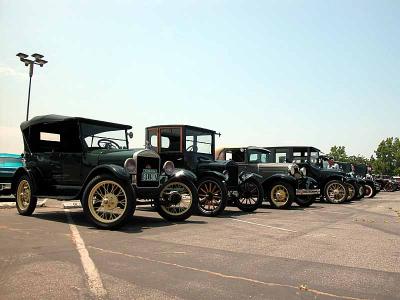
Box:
<box><xmin>141</xmin><ymin>169</ymin><xmax>159</xmax><ymax>181</ymax></box>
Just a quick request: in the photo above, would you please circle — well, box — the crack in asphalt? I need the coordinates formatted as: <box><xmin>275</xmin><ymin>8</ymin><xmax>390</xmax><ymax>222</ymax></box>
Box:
<box><xmin>89</xmin><ymin>246</ymin><xmax>369</xmax><ymax>300</ymax></box>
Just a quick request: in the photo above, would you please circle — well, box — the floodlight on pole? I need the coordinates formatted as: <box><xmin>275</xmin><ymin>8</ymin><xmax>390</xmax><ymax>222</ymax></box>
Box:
<box><xmin>16</xmin><ymin>52</ymin><xmax>48</xmax><ymax>121</ymax></box>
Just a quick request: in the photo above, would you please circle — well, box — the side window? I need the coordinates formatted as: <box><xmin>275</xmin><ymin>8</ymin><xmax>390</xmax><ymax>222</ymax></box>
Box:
<box><xmin>160</xmin><ymin>128</ymin><xmax>181</xmax><ymax>152</ymax></box>
<box><xmin>231</xmin><ymin>149</ymin><xmax>245</xmax><ymax>162</ymax></box>
<box><xmin>249</xmin><ymin>153</ymin><xmax>258</xmax><ymax>163</ymax></box>
<box><xmin>29</xmin><ymin>122</ymin><xmax>82</xmax><ymax>153</ymax></box>
<box><xmin>261</xmin><ymin>154</ymin><xmax>268</xmax><ymax>163</ymax></box>
<box><xmin>276</xmin><ymin>152</ymin><xmax>287</xmax><ymax>163</ymax></box>
<box><xmin>186</xmin><ymin>135</ymin><xmax>194</xmax><ymax>152</ymax></box>
<box><xmin>147</xmin><ymin>129</ymin><xmax>158</xmax><ymax>150</ymax></box>
<box><xmin>225</xmin><ymin>151</ymin><xmax>232</xmax><ymax>160</ymax></box>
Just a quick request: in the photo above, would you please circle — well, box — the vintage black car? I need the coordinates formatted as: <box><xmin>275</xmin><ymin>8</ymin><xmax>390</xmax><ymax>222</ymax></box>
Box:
<box><xmin>145</xmin><ymin>125</ymin><xmax>264</xmax><ymax>216</ymax></box>
<box><xmin>265</xmin><ymin>146</ymin><xmax>354</xmax><ymax>204</ymax></box>
<box><xmin>216</xmin><ymin>147</ymin><xmax>320</xmax><ymax>208</ymax></box>
<box><xmin>12</xmin><ymin>115</ymin><xmax>199</xmax><ymax>229</ymax></box>
<box><xmin>337</xmin><ymin>162</ymin><xmax>380</xmax><ymax>199</ymax></box>
<box><xmin>374</xmin><ymin>175</ymin><xmax>398</xmax><ymax>192</ymax></box>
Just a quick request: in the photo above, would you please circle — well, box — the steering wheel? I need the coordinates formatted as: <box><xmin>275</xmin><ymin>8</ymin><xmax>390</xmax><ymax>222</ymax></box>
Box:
<box><xmin>186</xmin><ymin>145</ymin><xmax>194</xmax><ymax>151</ymax></box>
<box><xmin>97</xmin><ymin>138</ymin><xmax>121</xmax><ymax>149</ymax></box>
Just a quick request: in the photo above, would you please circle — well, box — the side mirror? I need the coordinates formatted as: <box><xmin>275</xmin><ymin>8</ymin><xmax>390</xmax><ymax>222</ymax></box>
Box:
<box><xmin>127</xmin><ymin>132</ymin><xmax>133</xmax><ymax>139</ymax></box>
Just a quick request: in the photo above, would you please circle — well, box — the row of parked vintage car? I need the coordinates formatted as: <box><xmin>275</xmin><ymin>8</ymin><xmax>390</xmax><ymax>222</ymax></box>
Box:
<box><xmin>1</xmin><ymin>115</ymin><xmax>398</xmax><ymax>229</ymax></box>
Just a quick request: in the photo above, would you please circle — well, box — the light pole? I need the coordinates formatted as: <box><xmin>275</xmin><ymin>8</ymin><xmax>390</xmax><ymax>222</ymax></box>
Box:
<box><xmin>16</xmin><ymin>53</ymin><xmax>48</xmax><ymax>121</ymax></box>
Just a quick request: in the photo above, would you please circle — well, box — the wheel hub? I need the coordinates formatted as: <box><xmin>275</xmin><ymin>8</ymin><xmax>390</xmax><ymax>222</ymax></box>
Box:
<box><xmin>102</xmin><ymin>193</ymin><xmax>118</xmax><ymax>210</ymax></box>
<box><xmin>276</xmin><ymin>191</ymin><xmax>287</xmax><ymax>201</ymax></box>
<box><xmin>206</xmin><ymin>192</ymin><xmax>215</xmax><ymax>201</ymax></box>
<box><xmin>169</xmin><ymin>191</ymin><xmax>182</xmax><ymax>205</ymax></box>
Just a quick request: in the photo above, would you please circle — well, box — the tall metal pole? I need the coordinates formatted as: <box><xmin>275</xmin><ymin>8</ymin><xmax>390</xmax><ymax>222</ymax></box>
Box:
<box><xmin>26</xmin><ymin>63</ymin><xmax>34</xmax><ymax>121</ymax></box>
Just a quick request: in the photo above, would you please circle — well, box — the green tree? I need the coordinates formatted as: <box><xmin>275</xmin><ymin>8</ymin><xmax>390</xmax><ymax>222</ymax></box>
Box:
<box><xmin>347</xmin><ymin>154</ymin><xmax>368</xmax><ymax>164</ymax></box>
<box><xmin>372</xmin><ymin>137</ymin><xmax>400</xmax><ymax>175</ymax></box>
<box><xmin>329</xmin><ymin>146</ymin><xmax>348</xmax><ymax>162</ymax></box>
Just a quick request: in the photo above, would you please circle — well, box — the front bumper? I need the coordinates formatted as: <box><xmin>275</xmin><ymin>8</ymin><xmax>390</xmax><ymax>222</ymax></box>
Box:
<box><xmin>296</xmin><ymin>177</ymin><xmax>320</xmax><ymax>196</ymax></box>
<box><xmin>296</xmin><ymin>188</ymin><xmax>320</xmax><ymax>196</ymax></box>
<box><xmin>0</xmin><ymin>183</ymin><xmax>11</xmax><ymax>191</ymax></box>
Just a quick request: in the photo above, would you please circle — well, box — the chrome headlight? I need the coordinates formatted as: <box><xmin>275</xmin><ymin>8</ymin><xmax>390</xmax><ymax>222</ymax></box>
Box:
<box><xmin>124</xmin><ymin>158</ymin><xmax>137</xmax><ymax>174</ymax></box>
<box><xmin>223</xmin><ymin>170</ymin><xmax>229</xmax><ymax>181</ymax></box>
<box><xmin>163</xmin><ymin>161</ymin><xmax>175</xmax><ymax>176</ymax></box>
<box><xmin>300</xmin><ymin>167</ymin><xmax>307</xmax><ymax>177</ymax></box>
<box><xmin>288</xmin><ymin>165</ymin><xmax>296</xmax><ymax>176</ymax></box>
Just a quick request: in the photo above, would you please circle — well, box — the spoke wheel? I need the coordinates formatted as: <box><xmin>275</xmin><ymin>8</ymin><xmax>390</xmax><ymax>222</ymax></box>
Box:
<box><xmin>268</xmin><ymin>181</ymin><xmax>294</xmax><ymax>209</ymax></box>
<box><xmin>236</xmin><ymin>179</ymin><xmax>263</xmax><ymax>212</ymax></box>
<box><xmin>324</xmin><ymin>180</ymin><xmax>348</xmax><ymax>204</ymax></box>
<box><xmin>82</xmin><ymin>175</ymin><xmax>135</xmax><ymax>229</ymax></box>
<box><xmin>197</xmin><ymin>177</ymin><xmax>227</xmax><ymax>217</ymax></box>
<box><xmin>364</xmin><ymin>184</ymin><xmax>374</xmax><ymax>198</ymax></box>
<box><xmin>155</xmin><ymin>179</ymin><xmax>198</xmax><ymax>222</ymax></box>
<box><xmin>346</xmin><ymin>183</ymin><xmax>356</xmax><ymax>201</ymax></box>
<box><xmin>15</xmin><ymin>175</ymin><xmax>37</xmax><ymax>216</ymax></box>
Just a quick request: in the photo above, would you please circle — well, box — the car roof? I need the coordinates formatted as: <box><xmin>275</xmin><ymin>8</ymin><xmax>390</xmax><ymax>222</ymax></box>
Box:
<box><xmin>265</xmin><ymin>146</ymin><xmax>321</xmax><ymax>152</ymax></box>
<box><xmin>20</xmin><ymin>114</ymin><xmax>132</xmax><ymax>131</ymax></box>
<box><xmin>219</xmin><ymin>146</ymin><xmax>271</xmax><ymax>152</ymax></box>
<box><xmin>146</xmin><ymin>124</ymin><xmax>216</xmax><ymax>134</ymax></box>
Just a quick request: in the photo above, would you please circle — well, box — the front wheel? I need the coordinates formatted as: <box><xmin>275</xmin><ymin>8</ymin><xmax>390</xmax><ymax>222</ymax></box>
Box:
<box><xmin>268</xmin><ymin>181</ymin><xmax>294</xmax><ymax>209</ymax></box>
<box><xmin>236</xmin><ymin>178</ymin><xmax>264</xmax><ymax>212</ymax></box>
<box><xmin>82</xmin><ymin>175</ymin><xmax>136</xmax><ymax>229</ymax></box>
<box><xmin>15</xmin><ymin>175</ymin><xmax>37</xmax><ymax>216</ymax></box>
<box><xmin>197</xmin><ymin>177</ymin><xmax>227</xmax><ymax>217</ymax></box>
<box><xmin>295</xmin><ymin>195</ymin><xmax>316</xmax><ymax>208</ymax></box>
<box><xmin>155</xmin><ymin>178</ymin><xmax>198</xmax><ymax>222</ymax></box>
<box><xmin>324</xmin><ymin>180</ymin><xmax>348</xmax><ymax>204</ymax></box>
<box><xmin>345</xmin><ymin>183</ymin><xmax>356</xmax><ymax>201</ymax></box>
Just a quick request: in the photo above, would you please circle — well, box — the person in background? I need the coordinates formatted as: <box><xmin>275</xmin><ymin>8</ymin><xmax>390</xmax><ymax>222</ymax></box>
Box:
<box><xmin>327</xmin><ymin>157</ymin><xmax>339</xmax><ymax>170</ymax></box>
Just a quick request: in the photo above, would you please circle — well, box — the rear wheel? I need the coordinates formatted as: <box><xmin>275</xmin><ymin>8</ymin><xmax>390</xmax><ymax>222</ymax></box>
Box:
<box><xmin>82</xmin><ymin>175</ymin><xmax>136</xmax><ymax>229</ymax></box>
<box><xmin>364</xmin><ymin>184</ymin><xmax>375</xmax><ymax>198</ymax></box>
<box><xmin>197</xmin><ymin>177</ymin><xmax>227</xmax><ymax>217</ymax></box>
<box><xmin>324</xmin><ymin>180</ymin><xmax>348</xmax><ymax>204</ymax></box>
<box><xmin>268</xmin><ymin>181</ymin><xmax>294</xmax><ymax>209</ymax></box>
<box><xmin>236</xmin><ymin>178</ymin><xmax>263</xmax><ymax>212</ymax></box>
<box><xmin>15</xmin><ymin>175</ymin><xmax>37</xmax><ymax>216</ymax></box>
<box><xmin>155</xmin><ymin>179</ymin><xmax>198</xmax><ymax>222</ymax></box>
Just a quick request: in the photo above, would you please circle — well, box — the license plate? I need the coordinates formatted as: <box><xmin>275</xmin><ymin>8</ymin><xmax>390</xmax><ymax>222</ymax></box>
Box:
<box><xmin>141</xmin><ymin>169</ymin><xmax>159</xmax><ymax>181</ymax></box>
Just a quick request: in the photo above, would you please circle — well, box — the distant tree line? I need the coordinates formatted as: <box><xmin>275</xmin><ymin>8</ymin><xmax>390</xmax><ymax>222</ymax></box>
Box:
<box><xmin>328</xmin><ymin>137</ymin><xmax>400</xmax><ymax>176</ymax></box>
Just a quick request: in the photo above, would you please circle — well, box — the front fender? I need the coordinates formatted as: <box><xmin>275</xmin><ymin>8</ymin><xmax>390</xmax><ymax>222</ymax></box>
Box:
<box><xmin>11</xmin><ymin>167</ymin><xmax>38</xmax><ymax>195</ymax></box>
<box><xmin>239</xmin><ymin>172</ymin><xmax>262</xmax><ymax>183</ymax></box>
<box><xmin>83</xmin><ymin>164</ymin><xmax>130</xmax><ymax>185</ymax></box>
<box><xmin>168</xmin><ymin>169</ymin><xmax>197</xmax><ymax>182</ymax></box>
<box><xmin>262</xmin><ymin>174</ymin><xmax>297</xmax><ymax>188</ymax></box>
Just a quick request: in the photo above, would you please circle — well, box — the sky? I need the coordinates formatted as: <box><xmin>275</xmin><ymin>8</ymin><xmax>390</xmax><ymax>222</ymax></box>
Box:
<box><xmin>0</xmin><ymin>0</ymin><xmax>399</xmax><ymax>157</ymax></box>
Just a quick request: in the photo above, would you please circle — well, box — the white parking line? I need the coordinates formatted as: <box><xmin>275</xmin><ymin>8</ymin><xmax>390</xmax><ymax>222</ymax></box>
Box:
<box><xmin>65</xmin><ymin>209</ymin><xmax>107</xmax><ymax>299</ymax></box>
<box><xmin>231</xmin><ymin>218</ymin><xmax>297</xmax><ymax>233</ymax></box>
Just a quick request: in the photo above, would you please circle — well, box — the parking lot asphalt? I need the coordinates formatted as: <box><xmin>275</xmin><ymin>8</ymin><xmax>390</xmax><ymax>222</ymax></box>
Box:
<box><xmin>1</xmin><ymin>193</ymin><xmax>400</xmax><ymax>300</ymax></box>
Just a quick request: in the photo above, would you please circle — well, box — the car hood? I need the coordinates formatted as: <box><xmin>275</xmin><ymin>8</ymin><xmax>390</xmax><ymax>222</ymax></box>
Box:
<box><xmin>197</xmin><ymin>159</ymin><xmax>237</xmax><ymax>171</ymax></box>
<box><xmin>91</xmin><ymin>149</ymin><xmax>135</xmax><ymax>166</ymax></box>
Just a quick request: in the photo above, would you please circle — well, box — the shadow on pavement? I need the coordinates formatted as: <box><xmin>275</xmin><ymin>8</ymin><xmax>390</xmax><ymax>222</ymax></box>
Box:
<box><xmin>32</xmin><ymin>209</ymin><xmax>207</xmax><ymax>233</ymax></box>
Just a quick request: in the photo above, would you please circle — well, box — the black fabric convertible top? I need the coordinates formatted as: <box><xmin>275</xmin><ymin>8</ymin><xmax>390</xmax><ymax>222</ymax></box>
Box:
<box><xmin>20</xmin><ymin>114</ymin><xmax>132</xmax><ymax>131</ymax></box>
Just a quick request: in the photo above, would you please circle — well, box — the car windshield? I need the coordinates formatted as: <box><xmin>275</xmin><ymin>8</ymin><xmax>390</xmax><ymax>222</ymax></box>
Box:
<box><xmin>81</xmin><ymin>123</ymin><xmax>128</xmax><ymax>149</ymax></box>
<box><xmin>248</xmin><ymin>149</ymin><xmax>270</xmax><ymax>163</ymax></box>
<box><xmin>185</xmin><ymin>129</ymin><xmax>213</xmax><ymax>154</ymax></box>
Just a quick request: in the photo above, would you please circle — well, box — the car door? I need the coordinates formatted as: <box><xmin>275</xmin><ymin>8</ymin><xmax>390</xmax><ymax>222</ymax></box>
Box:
<box><xmin>29</xmin><ymin>131</ymin><xmax>64</xmax><ymax>196</ymax></box>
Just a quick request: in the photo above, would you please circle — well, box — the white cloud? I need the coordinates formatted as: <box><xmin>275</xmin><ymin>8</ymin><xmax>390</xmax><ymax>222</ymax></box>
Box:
<box><xmin>0</xmin><ymin>66</ymin><xmax>26</xmax><ymax>79</ymax></box>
